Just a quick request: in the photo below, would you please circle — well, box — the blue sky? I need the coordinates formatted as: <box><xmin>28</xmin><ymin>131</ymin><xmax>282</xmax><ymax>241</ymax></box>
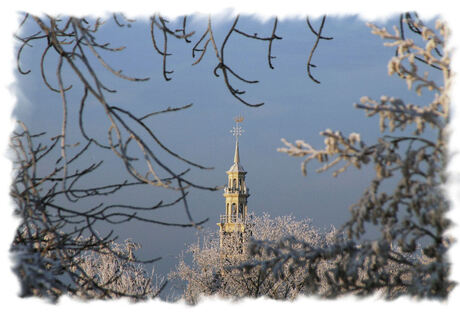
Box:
<box><xmin>9</xmin><ymin>13</ymin><xmax>450</xmax><ymax>282</ymax></box>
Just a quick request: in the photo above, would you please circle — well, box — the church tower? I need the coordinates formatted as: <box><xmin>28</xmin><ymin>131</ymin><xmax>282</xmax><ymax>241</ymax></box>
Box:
<box><xmin>218</xmin><ymin>116</ymin><xmax>250</xmax><ymax>254</ymax></box>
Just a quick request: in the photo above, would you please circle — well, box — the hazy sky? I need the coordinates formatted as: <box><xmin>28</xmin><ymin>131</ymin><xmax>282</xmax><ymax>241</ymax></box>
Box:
<box><xmin>12</xmin><ymin>13</ymin><xmax>444</xmax><ymax>280</ymax></box>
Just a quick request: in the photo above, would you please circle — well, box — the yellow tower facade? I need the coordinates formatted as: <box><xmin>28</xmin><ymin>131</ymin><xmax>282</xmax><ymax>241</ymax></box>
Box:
<box><xmin>217</xmin><ymin>118</ymin><xmax>250</xmax><ymax>252</ymax></box>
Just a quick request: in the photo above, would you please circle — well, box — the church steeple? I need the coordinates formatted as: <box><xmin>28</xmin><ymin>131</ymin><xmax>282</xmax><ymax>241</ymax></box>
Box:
<box><xmin>218</xmin><ymin>116</ymin><xmax>250</xmax><ymax>254</ymax></box>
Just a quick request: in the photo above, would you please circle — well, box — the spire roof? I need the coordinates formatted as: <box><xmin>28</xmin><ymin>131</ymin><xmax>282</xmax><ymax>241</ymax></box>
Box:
<box><xmin>234</xmin><ymin>139</ymin><xmax>240</xmax><ymax>164</ymax></box>
<box><xmin>228</xmin><ymin>138</ymin><xmax>245</xmax><ymax>173</ymax></box>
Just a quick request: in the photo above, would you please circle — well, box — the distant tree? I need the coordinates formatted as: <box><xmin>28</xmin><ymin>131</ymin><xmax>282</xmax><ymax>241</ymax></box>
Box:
<box><xmin>170</xmin><ymin>211</ymin><xmax>439</xmax><ymax>303</ymax></box>
<box><xmin>74</xmin><ymin>239</ymin><xmax>165</xmax><ymax>299</ymax></box>
<box><xmin>244</xmin><ymin>16</ymin><xmax>454</xmax><ymax>298</ymax></box>
<box><xmin>169</xmin><ymin>213</ymin><xmax>342</xmax><ymax>304</ymax></box>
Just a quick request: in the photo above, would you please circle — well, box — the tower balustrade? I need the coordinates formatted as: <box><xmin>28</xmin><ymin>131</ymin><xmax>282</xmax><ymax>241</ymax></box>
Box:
<box><xmin>219</xmin><ymin>214</ymin><xmax>246</xmax><ymax>224</ymax></box>
<box><xmin>223</xmin><ymin>186</ymin><xmax>249</xmax><ymax>194</ymax></box>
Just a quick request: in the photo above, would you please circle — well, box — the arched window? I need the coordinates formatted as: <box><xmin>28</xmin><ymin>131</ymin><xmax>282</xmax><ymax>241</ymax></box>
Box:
<box><xmin>232</xmin><ymin>179</ymin><xmax>236</xmax><ymax>189</ymax></box>
<box><xmin>239</xmin><ymin>204</ymin><xmax>243</xmax><ymax>218</ymax></box>
<box><xmin>231</xmin><ymin>203</ymin><xmax>236</xmax><ymax>222</ymax></box>
<box><xmin>239</xmin><ymin>178</ymin><xmax>242</xmax><ymax>190</ymax></box>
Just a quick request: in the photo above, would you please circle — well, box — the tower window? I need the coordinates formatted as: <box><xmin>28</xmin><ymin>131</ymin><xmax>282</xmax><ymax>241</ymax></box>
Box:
<box><xmin>231</xmin><ymin>203</ymin><xmax>236</xmax><ymax>222</ymax></box>
<box><xmin>233</xmin><ymin>179</ymin><xmax>236</xmax><ymax>189</ymax></box>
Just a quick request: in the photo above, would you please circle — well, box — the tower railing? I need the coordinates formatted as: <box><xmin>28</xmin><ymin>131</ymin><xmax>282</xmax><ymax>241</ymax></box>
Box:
<box><xmin>220</xmin><ymin>214</ymin><xmax>246</xmax><ymax>224</ymax></box>
<box><xmin>224</xmin><ymin>186</ymin><xmax>249</xmax><ymax>194</ymax></box>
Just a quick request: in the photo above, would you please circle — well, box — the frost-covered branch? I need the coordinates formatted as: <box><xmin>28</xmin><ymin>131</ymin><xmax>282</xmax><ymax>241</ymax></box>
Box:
<box><xmin>273</xmin><ymin>17</ymin><xmax>453</xmax><ymax>299</ymax></box>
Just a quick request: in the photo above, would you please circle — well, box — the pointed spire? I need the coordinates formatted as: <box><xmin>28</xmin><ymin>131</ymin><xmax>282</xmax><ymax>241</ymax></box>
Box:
<box><xmin>234</xmin><ymin>139</ymin><xmax>240</xmax><ymax>164</ymax></box>
<box><xmin>228</xmin><ymin>116</ymin><xmax>245</xmax><ymax>172</ymax></box>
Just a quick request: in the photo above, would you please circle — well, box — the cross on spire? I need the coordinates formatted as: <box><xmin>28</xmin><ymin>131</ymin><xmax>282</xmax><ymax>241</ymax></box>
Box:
<box><xmin>231</xmin><ymin>125</ymin><xmax>244</xmax><ymax>140</ymax></box>
<box><xmin>230</xmin><ymin>115</ymin><xmax>244</xmax><ymax>141</ymax></box>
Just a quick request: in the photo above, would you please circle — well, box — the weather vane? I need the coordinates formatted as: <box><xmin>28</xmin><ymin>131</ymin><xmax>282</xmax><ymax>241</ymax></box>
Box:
<box><xmin>230</xmin><ymin>115</ymin><xmax>244</xmax><ymax>140</ymax></box>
